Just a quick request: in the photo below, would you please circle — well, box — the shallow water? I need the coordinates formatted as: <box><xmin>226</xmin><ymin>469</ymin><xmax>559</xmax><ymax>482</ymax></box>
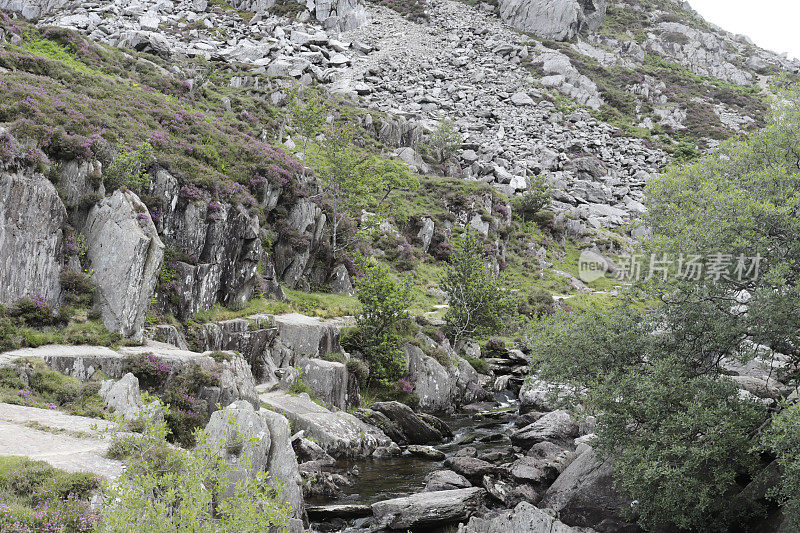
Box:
<box><xmin>310</xmin><ymin>392</ymin><xmax>519</xmax><ymax>508</ymax></box>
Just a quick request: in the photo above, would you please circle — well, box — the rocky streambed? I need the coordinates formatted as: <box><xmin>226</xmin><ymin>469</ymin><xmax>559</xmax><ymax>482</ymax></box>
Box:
<box><xmin>302</xmin><ymin>391</ymin><xmax>607</xmax><ymax>532</ymax></box>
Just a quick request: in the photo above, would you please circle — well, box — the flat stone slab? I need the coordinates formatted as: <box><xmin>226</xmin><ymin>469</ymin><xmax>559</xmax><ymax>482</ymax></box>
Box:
<box><xmin>0</xmin><ymin>403</ymin><xmax>122</xmax><ymax>479</ymax></box>
<box><xmin>260</xmin><ymin>391</ymin><xmax>390</xmax><ymax>458</ymax></box>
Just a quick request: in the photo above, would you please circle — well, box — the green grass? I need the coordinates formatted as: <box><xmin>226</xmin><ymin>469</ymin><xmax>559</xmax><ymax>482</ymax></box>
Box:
<box><xmin>0</xmin><ymin>358</ymin><xmax>108</xmax><ymax>418</ymax></box>
<box><xmin>190</xmin><ymin>290</ymin><xmax>360</xmax><ymax>324</ymax></box>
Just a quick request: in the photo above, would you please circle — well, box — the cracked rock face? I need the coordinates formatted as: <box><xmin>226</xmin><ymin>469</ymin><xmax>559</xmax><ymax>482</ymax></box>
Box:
<box><xmin>0</xmin><ymin>169</ymin><xmax>66</xmax><ymax>307</ymax></box>
<box><xmin>83</xmin><ymin>189</ymin><xmax>164</xmax><ymax>341</ymax></box>
<box><xmin>498</xmin><ymin>0</ymin><xmax>606</xmax><ymax>41</ymax></box>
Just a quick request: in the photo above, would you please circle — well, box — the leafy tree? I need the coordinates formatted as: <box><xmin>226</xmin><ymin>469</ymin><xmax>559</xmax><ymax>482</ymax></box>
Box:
<box><xmin>512</xmin><ymin>176</ymin><xmax>551</xmax><ymax>222</ymax></box>
<box><xmin>316</xmin><ymin>124</ymin><xmax>371</xmax><ymax>255</ymax></box>
<box><xmin>100</xmin><ymin>399</ymin><xmax>292</xmax><ymax>532</ymax></box>
<box><xmin>349</xmin><ymin>254</ymin><xmax>412</xmax><ymax>387</ymax></box>
<box><xmin>288</xmin><ymin>89</ymin><xmax>327</xmax><ymax>178</ymax></box>
<box><xmin>424</xmin><ymin>119</ymin><xmax>461</xmax><ymax>166</ymax></box>
<box><xmin>528</xmin><ymin>306</ymin><xmax>766</xmax><ymax>531</ymax></box>
<box><xmin>441</xmin><ymin>232</ymin><xmax>510</xmax><ymax>344</ymax></box>
<box><xmin>762</xmin><ymin>401</ymin><xmax>800</xmax><ymax>531</ymax></box>
<box><xmin>104</xmin><ymin>141</ymin><xmax>154</xmax><ymax>193</ymax></box>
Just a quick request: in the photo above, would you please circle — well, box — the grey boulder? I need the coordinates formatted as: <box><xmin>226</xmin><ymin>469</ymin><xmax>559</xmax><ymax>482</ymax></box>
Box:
<box><xmin>372</xmin><ymin>488</ymin><xmax>485</xmax><ymax>530</ymax></box>
<box><xmin>83</xmin><ymin>190</ymin><xmax>164</xmax><ymax>341</ymax></box>
<box><xmin>457</xmin><ymin>501</ymin><xmax>593</xmax><ymax>532</ymax></box>
<box><xmin>498</xmin><ymin>0</ymin><xmax>606</xmax><ymax>41</ymax></box>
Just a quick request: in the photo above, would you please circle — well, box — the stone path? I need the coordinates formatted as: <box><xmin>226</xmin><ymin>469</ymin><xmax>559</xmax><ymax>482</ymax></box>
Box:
<box><xmin>0</xmin><ymin>403</ymin><xmax>123</xmax><ymax>479</ymax></box>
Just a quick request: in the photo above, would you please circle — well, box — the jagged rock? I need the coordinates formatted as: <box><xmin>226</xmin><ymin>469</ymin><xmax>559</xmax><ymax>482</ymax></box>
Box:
<box><xmin>98</xmin><ymin>372</ymin><xmax>162</xmax><ymax>423</ymax></box>
<box><xmin>424</xmin><ymin>470</ymin><xmax>472</xmax><ymax>492</ymax></box>
<box><xmin>83</xmin><ymin>190</ymin><xmax>164</xmax><ymax>341</ymax></box>
<box><xmin>372</xmin><ymin>488</ymin><xmax>485</xmax><ymax>530</ymax></box>
<box><xmin>510</xmin><ymin>409</ymin><xmax>580</xmax><ymax>449</ymax></box>
<box><xmin>372</xmin><ymin>401</ymin><xmax>447</xmax><ymax>444</ymax></box>
<box><xmin>0</xmin><ymin>0</ymin><xmax>67</xmax><ymax>18</ymax></box>
<box><xmin>0</xmin><ymin>168</ymin><xmax>66</xmax><ymax>307</ymax></box>
<box><xmin>498</xmin><ymin>0</ymin><xmax>606</xmax><ymax>41</ymax></box>
<box><xmin>259</xmin><ymin>407</ymin><xmax>305</xmax><ymax>520</ymax></box>
<box><xmin>445</xmin><ymin>456</ymin><xmax>502</xmax><ymax>481</ymax></box>
<box><xmin>148</xmin><ymin>325</ymin><xmax>189</xmax><ymax>350</ymax></box>
<box><xmin>312</xmin><ymin>0</ymin><xmax>368</xmax><ymax>31</ymax></box>
<box><xmin>297</xmin><ymin>356</ymin><xmax>357</xmax><ymax>410</ymax></box>
<box><xmin>260</xmin><ymin>391</ymin><xmax>391</xmax><ymax>458</ymax></box>
<box><xmin>541</xmin><ymin>446</ymin><xmax>635</xmax><ymax>531</ymax></box>
<box><xmin>55</xmin><ymin>159</ymin><xmax>104</xmax><ymax>228</ymax></box>
<box><xmin>458</xmin><ymin>501</ymin><xmax>592</xmax><ymax>532</ymax></box>
<box><xmin>328</xmin><ymin>264</ymin><xmax>353</xmax><ymax>294</ymax></box>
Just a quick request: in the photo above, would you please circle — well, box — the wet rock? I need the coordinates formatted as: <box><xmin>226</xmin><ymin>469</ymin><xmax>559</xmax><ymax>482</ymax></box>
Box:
<box><xmin>424</xmin><ymin>470</ymin><xmax>472</xmax><ymax>492</ymax></box>
<box><xmin>83</xmin><ymin>190</ymin><xmax>164</xmax><ymax>341</ymax></box>
<box><xmin>260</xmin><ymin>391</ymin><xmax>391</xmax><ymax>458</ymax></box>
<box><xmin>0</xmin><ymin>169</ymin><xmax>66</xmax><ymax>307</ymax></box>
<box><xmin>445</xmin><ymin>456</ymin><xmax>502</xmax><ymax>481</ymax></box>
<box><xmin>306</xmin><ymin>504</ymin><xmax>372</xmax><ymax>520</ymax></box>
<box><xmin>372</xmin><ymin>488</ymin><xmax>485</xmax><ymax>530</ymax></box>
<box><xmin>372</xmin><ymin>401</ymin><xmax>447</xmax><ymax>444</ymax></box>
<box><xmin>407</xmin><ymin>444</ymin><xmax>446</xmax><ymax>460</ymax></box>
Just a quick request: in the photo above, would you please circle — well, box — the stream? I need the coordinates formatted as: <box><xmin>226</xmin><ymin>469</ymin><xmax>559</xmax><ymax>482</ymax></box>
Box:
<box><xmin>309</xmin><ymin>392</ymin><xmax>520</xmax><ymax>531</ymax></box>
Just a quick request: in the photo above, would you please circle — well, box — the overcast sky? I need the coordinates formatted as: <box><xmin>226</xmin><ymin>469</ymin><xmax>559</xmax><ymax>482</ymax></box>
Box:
<box><xmin>688</xmin><ymin>0</ymin><xmax>800</xmax><ymax>60</ymax></box>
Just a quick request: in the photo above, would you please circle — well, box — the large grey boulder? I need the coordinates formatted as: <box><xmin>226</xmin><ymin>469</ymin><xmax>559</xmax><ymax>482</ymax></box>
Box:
<box><xmin>406</xmin><ymin>344</ymin><xmax>487</xmax><ymax>413</ymax></box>
<box><xmin>372</xmin><ymin>488</ymin><xmax>485</xmax><ymax>530</ymax></box>
<box><xmin>83</xmin><ymin>190</ymin><xmax>164</xmax><ymax>341</ymax></box>
<box><xmin>297</xmin><ymin>357</ymin><xmax>355</xmax><ymax>410</ymax></box>
<box><xmin>311</xmin><ymin>0</ymin><xmax>368</xmax><ymax>31</ymax></box>
<box><xmin>0</xmin><ymin>170</ymin><xmax>66</xmax><ymax>307</ymax></box>
<box><xmin>498</xmin><ymin>0</ymin><xmax>606</xmax><ymax>41</ymax></box>
<box><xmin>260</xmin><ymin>391</ymin><xmax>391</xmax><ymax>458</ymax></box>
<box><xmin>98</xmin><ymin>373</ymin><xmax>143</xmax><ymax>421</ymax></box>
<box><xmin>424</xmin><ymin>470</ymin><xmax>472</xmax><ymax>492</ymax></box>
<box><xmin>511</xmin><ymin>410</ymin><xmax>579</xmax><ymax>449</ymax></box>
<box><xmin>541</xmin><ymin>447</ymin><xmax>635</xmax><ymax>531</ymax></box>
<box><xmin>0</xmin><ymin>0</ymin><xmax>69</xmax><ymax>18</ymax></box>
<box><xmin>204</xmin><ymin>401</ymin><xmax>304</xmax><ymax>523</ymax></box>
<box><xmin>273</xmin><ymin>313</ymin><xmax>342</xmax><ymax>357</ymax></box>
<box><xmin>371</xmin><ymin>401</ymin><xmax>447</xmax><ymax>444</ymax></box>
<box><xmin>457</xmin><ymin>501</ymin><xmax>593</xmax><ymax>533</ymax></box>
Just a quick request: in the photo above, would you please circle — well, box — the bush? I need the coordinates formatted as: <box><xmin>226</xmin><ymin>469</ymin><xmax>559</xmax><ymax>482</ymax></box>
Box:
<box><xmin>6</xmin><ymin>296</ymin><xmax>60</xmax><ymax>328</ymax></box>
<box><xmin>60</xmin><ymin>269</ymin><xmax>94</xmax><ymax>307</ymax></box>
<box><xmin>101</xmin><ymin>398</ymin><xmax>292</xmax><ymax>532</ymax></box>
<box><xmin>763</xmin><ymin>401</ymin><xmax>800</xmax><ymax>530</ymax></box>
<box><xmin>512</xmin><ymin>176</ymin><xmax>551</xmax><ymax>222</ymax></box>
<box><xmin>441</xmin><ymin>232</ymin><xmax>511</xmax><ymax>344</ymax></box>
<box><xmin>518</xmin><ymin>287</ymin><xmax>556</xmax><ymax>318</ymax></box>
<box><xmin>103</xmin><ymin>141</ymin><xmax>154</xmax><ymax>193</ymax></box>
<box><xmin>350</xmin><ymin>255</ymin><xmax>413</xmax><ymax>388</ymax></box>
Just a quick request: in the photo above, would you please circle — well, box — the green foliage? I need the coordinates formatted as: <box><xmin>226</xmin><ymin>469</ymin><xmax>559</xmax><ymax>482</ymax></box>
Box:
<box><xmin>288</xmin><ymin>89</ymin><xmax>327</xmax><ymax>178</ymax></box>
<box><xmin>348</xmin><ymin>254</ymin><xmax>413</xmax><ymax>388</ymax></box>
<box><xmin>423</xmin><ymin>119</ymin><xmax>461</xmax><ymax>166</ymax></box>
<box><xmin>100</xmin><ymin>399</ymin><xmax>292</xmax><ymax>532</ymax></box>
<box><xmin>528</xmin><ymin>306</ymin><xmax>766</xmax><ymax>530</ymax></box>
<box><xmin>512</xmin><ymin>177</ymin><xmax>551</xmax><ymax>223</ymax></box>
<box><xmin>441</xmin><ymin>232</ymin><xmax>511</xmax><ymax>344</ymax></box>
<box><xmin>517</xmin><ymin>287</ymin><xmax>556</xmax><ymax>318</ymax></box>
<box><xmin>103</xmin><ymin>141</ymin><xmax>155</xmax><ymax>192</ymax></box>
<box><xmin>0</xmin><ymin>358</ymin><xmax>106</xmax><ymax>417</ymax></box>
<box><xmin>762</xmin><ymin>401</ymin><xmax>800</xmax><ymax>530</ymax></box>
<box><xmin>0</xmin><ymin>456</ymin><xmax>99</xmax><ymax>532</ymax></box>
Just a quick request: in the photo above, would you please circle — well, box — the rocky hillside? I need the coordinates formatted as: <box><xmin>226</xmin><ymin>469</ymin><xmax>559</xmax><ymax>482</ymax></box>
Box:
<box><xmin>0</xmin><ymin>0</ymin><xmax>798</xmax><ymax>531</ymax></box>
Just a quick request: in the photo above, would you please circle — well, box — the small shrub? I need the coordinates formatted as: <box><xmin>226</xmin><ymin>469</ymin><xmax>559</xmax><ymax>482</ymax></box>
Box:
<box><xmin>103</xmin><ymin>141</ymin><xmax>154</xmax><ymax>193</ymax></box>
<box><xmin>346</xmin><ymin>358</ymin><xmax>370</xmax><ymax>386</ymax></box>
<box><xmin>512</xmin><ymin>177</ymin><xmax>551</xmax><ymax>222</ymax></box>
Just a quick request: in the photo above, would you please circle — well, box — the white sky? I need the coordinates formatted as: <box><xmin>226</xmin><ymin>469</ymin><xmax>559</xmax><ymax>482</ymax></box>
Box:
<box><xmin>688</xmin><ymin>0</ymin><xmax>800</xmax><ymax>60</ymax></box>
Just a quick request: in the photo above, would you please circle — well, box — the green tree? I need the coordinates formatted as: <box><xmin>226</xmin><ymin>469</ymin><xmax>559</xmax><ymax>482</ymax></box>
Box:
<box><xmin>424</xmin><ymin>119</ymin><xmax>461</xmax><ymax>166</ymax></box>
<box><xmin>512</xmin><ymin>176</ymin><xmax>551</xmax><ymax>223</ymax></box>
<box><xmin>441</xmin><ymin>232</ymin><xmax>509</xmax><ymax>344</ymax></box>
<box><xmin>528</xmin><ymin>307</ymin><xmax>766</xmax><ymax>531</ymax></box>
<box><xmin>100</xmin><ymin>399</ymin><xmax>291</xmax><ymax>532</ymax></box>
<box><xmin>350</xmin><ymin>254</ymin><xmax>412</xmax><ymax>388</ymax></box>
<box><xmin>288</xmin><ymin>89</ymin><xmax>327</xmax><ymax>178</ymax></box>
<box><xmin>316</xmin><ymin>124</ymin><xmax>371</xmax><ymax>255</ymax></box>
<box><xmin>762</xmin><ymin>401</ymin><xmax>800</xmax><ymax>531</ymax></box>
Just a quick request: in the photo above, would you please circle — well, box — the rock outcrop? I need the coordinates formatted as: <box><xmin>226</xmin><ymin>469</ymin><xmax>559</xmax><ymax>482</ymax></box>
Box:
<box><xmin>0</xmin><ymin>169</ymin><xmax>66</xmax><ymax>307</ymax></box>
<box><xmin>498</xmin><ymin>0</ymin><xmax>606</xmax><ymax>41</ymax></box>
<box><xmin>83</xmin><ymin>189</ymin><xmax>164</xmax><ymax>341</ymax></box>
<box><xmin>0</xmin><ymin>0</ymin><xmax>67</xmax><ymax>18</ymax></box>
